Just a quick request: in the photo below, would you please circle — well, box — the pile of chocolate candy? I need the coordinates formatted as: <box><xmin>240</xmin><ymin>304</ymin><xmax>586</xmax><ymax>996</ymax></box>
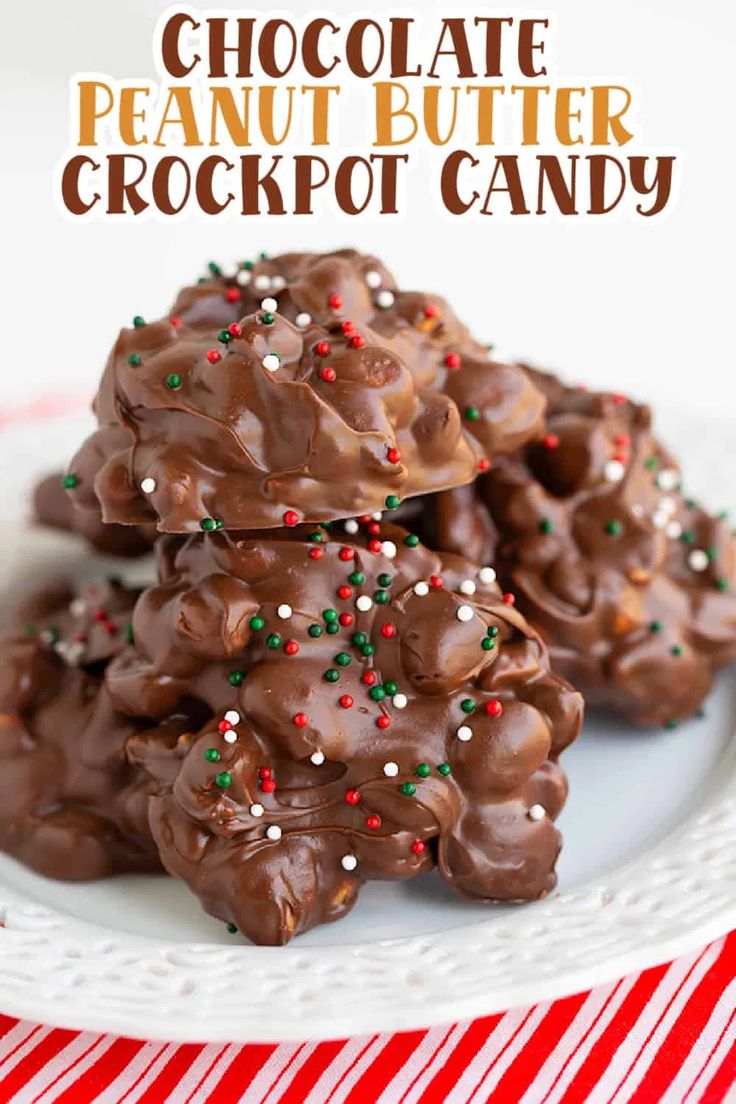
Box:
<box><xmin>5</xmin><ymin>249</ymin><xmax>734</xmax><ymax>944</ymax></box>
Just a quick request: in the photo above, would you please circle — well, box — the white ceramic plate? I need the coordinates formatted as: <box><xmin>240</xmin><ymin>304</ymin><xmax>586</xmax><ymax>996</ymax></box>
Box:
<box><xmin>0</xmin><ymin>409</ymin><xmax>734</xmax><ymax>1043</ymax></box>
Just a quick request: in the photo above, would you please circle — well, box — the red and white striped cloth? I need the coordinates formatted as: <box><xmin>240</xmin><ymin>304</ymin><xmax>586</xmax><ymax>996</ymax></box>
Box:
<box><xmin>0</xmin><ymin>934</ymin><xmax>732</xmax><ymax>1104</ymax></box>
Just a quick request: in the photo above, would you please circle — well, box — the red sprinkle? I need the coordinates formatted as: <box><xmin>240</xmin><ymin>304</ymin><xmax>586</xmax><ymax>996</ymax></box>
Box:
<box><xmin>319</xmin><ymin>367</ymin><xmax>336</xmax><ymax>383</ymax></box>
<box><xmin>503</xmin><ymin>592</ymin><xmax>516</xmax><ymax>606</ymax></box>
<box><xmin>444</xmin><ymin>352</ymin><xmax>461</xmax><ymax>370</ymax></box>
<box><xmin>614</xmin><ymin>433</ymin><xmax>630</xmax><ymax>448</ymax></box>
<box><xmin>366</xmin><ymin>815</ymin><xmax>381</xmax><ymax>830</ymax></box>
<box><xmin>284</xmin><ymin>640</ymin><xmax>300</xmax><ymax>656</ymax></box>
<box><xmin>543</xmin><ymin>433</ymin><xmax>560</xmax><ymax>450</ymax></box>
<box><xmin>387</xmin><ymin>448</ymin><xmax>401</xmax><ymax>464</ymax></box>
<box><xmin>337</xmin><ymin>584</ymin><xmax>353</xmax><ymax>600</ymax></box>
<box><xmin>258</xmin><ymin>767</ymin><xmax>272</xmax><ymax>780</ymax></box>
<box><xmin>362</xmin><ymin>671</ymin><xmax>378</xmax><ymax>686</ymax></box>
<box><xmin>478</xmin><ymin>458</ymin><xmax>490</xmax><ymax>473</ymax></box>
<box><xmin>349</xmin><ymin>334</ymin><xmax>366</xmax><ymax>349</ymax></box>
<box><xmin>368</xmin><ymin>538</ymin><xmax>382</xmax><ymax>554</ymax></box>
<box><xmin>170</xmin><ymin>316</ymin><xmax>183</xmax><ymax>328</ymax></box>
<box><xmin>225</xmin><ymin>288</ymin><xmax>241</xmax><ymax>303</ymax></box>
<box><xmin>206</xmin><ymin>349</ymin><xmax>221</xmax><ymax>364</ymax></box>
<box><xmin>93</xmin><ymin>609</ymin><xmax>108</xmax><ymax>622</ymax></box>
<box><xmin>367</xmin><ymin>522</ymin><xmax>381</xmax><ymax>537</ymax></box>
<box><xmin>339</xmin><ymin>613</ymin><xmax>354</xmax><ymax>627</ymax></box>
<box><xmin>339</xmin><ymin>547</ymin><xmax>355</xmax><ymax>561</ymax></box>
<box><xmin>612</xmin><ymin>393</ymin><xmax>627</xmax><ymax>405</ymax></box>
<box><xmin>293</xmin><ymin>712</ymin><xmax>308</xmax><ymax>727</ymax></box>
<box><xmin>341</xmin><ymin>320</ymin><xmax>355</xmax><ymax>334</ymax></box>
<box><xmin>344</xmin><ymin>789</ymin><xmax>360</xmax><ymax>805</ymax></box>
<box><xmin>430</xmin><ymin>575</ymin><xmax>444</xmax><ymax>589</ymax></box>
<box><xmin>358</xmin><ymin>514</ymin><xmax>373</xmax><ymax>524</ymax></box>
<box><xmin>283</xmin><ymin>510</ymin><xmax>300</xmax><ymax>527</ymax></box>
<box><xmin>218</xmin><ymin>720</ymin><xmax>233</xmax><ymax>733</ymax></box>
<box><xmin>411</xmin><ymin>840</ymin><xmax>426</xmax><ymax>855</ymax></box>
<box><xmin>314</xmin><ymin>341</ymin><xmax>331</xmax><ymax>357</ymax></box>
<box><xmin>227</xmin><ymin>322</ymin><xmax>241</xmax><ymax>337</ymax></box>
<box><xmin>261</xmin><ymin>778</ymin><xmax>276</xmax><ymax>794</ymax></box>
<box><xmin>329</xmin><ymin>294</ymin><xmax>343</xmax><ymax>310</ymax></box>
<box><xmin>339</xmin><ymin>695</ymin><xmax>354</xmax><ymax>709</ymax></box>
<box><xmin>485</xmin><ymin>699</ymin><xmax>504</xmax><ymax>718</ymax></box>
<box><xmin>309</xmin><ymin>547</ymin><xmax>323</xmax><ymax>560</ymax></box>
<box><xmin>380</xmin><ymin>623</ymin><xmax>397</xmax><ymax>639</ymax></box>
<box><xmin>423</xmin><ymin>304</ymin><xmax>438</xmax><ymax>319</ymax></box>
<box><xmin>376</xmin><ymin>715</ymin><xmax>391</xmax><ymax>729</ymax></box>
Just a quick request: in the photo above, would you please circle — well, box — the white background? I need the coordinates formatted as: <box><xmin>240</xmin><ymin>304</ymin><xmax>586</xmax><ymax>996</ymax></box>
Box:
<box><xmin>1</xmin><ymin>0</ymin><xmax>734</xmax><ymax>420</ymax></box>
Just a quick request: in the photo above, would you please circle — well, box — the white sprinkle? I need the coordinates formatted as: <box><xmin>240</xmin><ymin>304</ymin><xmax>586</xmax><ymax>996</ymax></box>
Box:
<box><xmin>479</xmin><ymin>566</ymin><xmax>496</xmax><ymax>585</ymax></box>
<box><xmin>266</xmin><ymin>825</ymin><xmax>282</xmax><ymax>841</ymax></box>
<box><xmin>341</xmin><ymin>854</ymin><xmax>358</xmax><ymax>871</ymax></box>
<box><xmin>344</xmin><ymin>519</ymin><xmax>359</xmax><ymax>535</ymax></box>
<box><xmin>295</xmin><ymin>312</ymin><xmax>312</xmax><ymax>328</ymax></box>
<box><xmin>528</xmin><ymin>804</ymin><xmax>546</xmax><ymax>821</ymax></box>
<box><xmin>249</xmin><ymin>803</ymin><xmax>264</xmax><ymax>818</ymax></box>
<box><xmin>271</xmin><ymin>275</ymin><xmax>287</xmax><ymax>291</ymax></box>
<box><xmin>457</xmin><ymin>725</ymin><xmax>473</xmax><ymax>742</ymax></box>
<box><xmin>140</xmin><ymin>477</ymin><xmax>157</xmax><ymax>494</ymax></box>
<box><xmin>631</xmin><ymin>503</ymin><xmax>645</xmax><ymax>518</ymax></box>
<box><xmin>372</xmin><ymin>512</ymin><xmax>383</xmax><ymax>521</ymax></box>
<box><xmin>413</xmin><ymin>582</ymin><xmax>429</xmax><ymax>597</ymax></box>
<box><xmin>659</xmin><ymin>496</ymin><xmax>677</xmax><ymax>516</ymax></box>
<box><xmin>277</xmin><ymin>603</ymin><xmax>292</xmax><ymax>619</ymax></box>
<box><xmin>223</xmin><ymin>731</ymin><xmax>238</xmax><ymax>744</ymax></box>
<box><xmin>376</xmin><ymin>290</ymin><xmax>395</xmax><ymax>309</ymax></box>
<box><xmin>652</xmin><ymin>510</ymin><xmax>669</xmax><ymax>530</ymax></box>
<box><xmin>365</xmin><ymin>270</ymin><xmax>382</xmax><ymax>289</ymax></box>
<box><xmin>460</xmin><ymin>579</ymin><xmax>477</xmax><ymax>596</ymax></box>
<box><xmin>69</xmin><ymin>598</ymin><xmax>86</xmax><ymax>618</ymax></box>
<box><xmin>383</xmin><ymin>761</ymin><xmax>399</xmax><ymax>777</ymax></box>
<box><xmin>456</xmin><ymin>605</ymin><xmax>474</xmax><ymax>623</ymax></box>
<box><xmin>604</xmin><ymin>460</ymin><xmax>625</xmax><ymax>484</ymax></box>
<box><xmin>382</xmin><ymin>540</ymin><xmax>397</xmax><ymax>560</ymax></box>
<box><xmin>356</xmin><ymin>595</ymin><xmax>373</xmax><ymax>612</ymax></box>
<box><xmin>392</xmin><ymin>693</ymin><xmax>408</xmax><ymax>709</ymax></box>
<box><xmin>262</xmin><ymin>353</ymin><xmax>281</xmax><ymax>372</ymax></box>
<box><xmin>656</xmin><ymin>469</ymin><xmax>679</xmax><ymax>491</ymax></box>
<box><xmin>310</xmin><ymin>751</ymin><xmax>325</xmax><ymax>766</ymax></box>
<box><xmin>261</xmin><ymin>297</ymin><xmax>278</xmax><ymax>312</ymax></box>
<box><xmin>219</xmin><ymin>264</ymin><xmax>238</xmax><ymax>279</ymax></box>
<box><xmin>253</xmin><ymin>274</ymin><xmax>271</xmax><ymax>291</ymax></box>
<box><xmin>224</xmin><ymin>710</ymin><xmax>241</xmax><ymax>725</ymax></box>
<box><xmin>689</xmin><ymin>549</ymin><xmax>710</xmax><ymax>572</ymax></box>
<box><xmin>236</xmin><ymin>269</ymin><xmax>252</xmax><ymax>286</ymax></box>
<box><xmin>666</xmin><ymin>520</ymin><xmax>683</xmax><ymax>540</ymax></box>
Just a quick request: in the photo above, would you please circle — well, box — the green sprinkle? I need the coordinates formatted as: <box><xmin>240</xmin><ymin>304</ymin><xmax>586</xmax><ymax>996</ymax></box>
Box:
<box><xmin>217</xmin><ymin>329</ymin><xmax>232</xmax><ymax>344</ymax></box>
<box><xmin>44</xmin><ymin>626</ymin><xmax>60</xmax><ymax>644</ymax></box>
<box><xmin>644</xmin><ymin>456</ymin><xmax>657</xmax><ymax>470</ymax></box>
<box><xmin>261</xmin><ymin>311</ymin><xmax>275</xmax><ymax>325</ymax></box>
<box><xmin>125</xmin><ymin>624</ymin><xmax>135</xmax><ymax>645</ymax></box>
<box><xmin>374</xmin><ymin>589</ymin><xmax>389</xmax><ymax>604</ymax></box>
<box><xmin>664</xmin><ymin>719</ymin><xmax>678</xmax><ymax>731</ymax></box>
<box><xmin>205</xmin><ymin>748</ymin><xmax>221</xmax><ymax>763</ymax></box>
<box><xmin>23</xmin><ymin>624</ymin><xmax>36</xmax><ymax>636</ymax></box>
<box><xmin>384</xmin><ymin>680</ymin><xmax>398</xmax><ymax>695</ymax></box>
<box><xmin>228</xmin><ymin>670</ymin><xmax>244</xmax><ymax>687</ymax></box>
<box><xmin>324</xmin><ymin>668</ymin><xmax>340</xmax><ymax>683</ymax></box>
<box><xmin>352</xmin><ymin>632</ymin><xmax>367</xmax><ymax>647</ymax></box>
<box><xmin>308</xmin><ymin>624</ymin><xmax>323</xmax><ymax>638</ymax></box>
<box><xmin>207</xmin><ymin>262</ymin><xmax>222</xmax><ymax>276</ymax></box>
<box><xmin>464</xmin><ymin>406</ymin><xmax>481</xmax><ymax>422</ymax></box>
<box><xmin>165</xmin><ymin>373</ymin><xmax>182</xmax><ymax>390</ymax></box>
<box><xmin>671</xmin><ymin>644</ymin><xmax>683</xmax><ymax>657</ymax></box>
<box><xmin>706</xmin><ymin>547</ymin><xmax>718</xmax><ymax>562</ymax></box>
<box><xmin>539</xmin><ymin>519</ymin><xmax>553</xmax><ymax>535</ymax></box>
<box><xmin>242</xmin><ymin>260</ymin><xmax>254</xmax><ymax>271</ymax></box>
<box><xmin>416</xmin><ymin>763</ymin><xmax>431</xmax><ymax>778</ymax></box>
<box><xmin>604</xmin><ymin>520</ymin><xmax>623</xmax><ymax>537</ymax></box>
<box><xmin>323</xmin><ymin>609</ymin><xmax>338</xmax><ymax>623</ymax></box>
<box><xmin>326</xmin><ymin>622</ymin><xmax>340</xmax><ymax>635</ymax></box>
<box><xmin>259</xmin><ymin>251</ymin><xmax>269</xmax><ymax>261</ymax></box>
<box><xmin>349</xmin><ymin>572</ymin><xmax>365</xmax><ymax>586</ymax></box>
<box><xmin>481</xmin><ymin>637</ymin><xmax>495</xmax><ymax>651</ymax></box>
<box><xmin>385</xmin><ymin>495</ymin><xmax>400</xmax><ymax>510</ymax></box>
<box><xmin>249</xmin><ymin>616</ymin><xmax>265</xmax><ymax>631</ymax></box>
<box><xmin>61</xmin><ymin>474</ymin><xmax>78</xmax><ymax>489</ymax></box>
<box><xmin>335</xmin><ymin>652</ymin><xmax>351</xmax><ymax>667</ymax></box>
<box><xmin>716</xmin><ymin>578</ymin><xmax>729</xmax><ymax>592</ymax></box>
<box><xmin>404</xmin><ymin>534</ymin><xmax>420</xmax><ymax>548</ymax></box>
<box><xmin>460</xmin><ymin>698</ymin><xmax>475</xmax><ymax>714</ymax></box>
<box><xmin>680</xmin><ymin>530</ymin><xmax>696</xmax><ymax>545</ymax></box>
<box><xmin>437</xmin><ymin>763</ymin><xmax>452</xmax><ymax>777</ymax></box>
<box><xmin>649</xmin><ymin>620</ymin><xmax>663</xmax><ymax>633</ymax></box>
<box><xmin>200</xmin><ymin>517</ymin><xmax>218</xmax><ymax>532</ymax></box>
<box><xmin>361</xmin><ymin>643</ymin><xmax>375</xmax><ymax>657</ymax></box>
<box><xmin>215</xmin><ymin>771</ymin><xmax>232</xmax><ymax>789</ymax></box>
<box><xmin>377</xmin><ymin>574</ymin><xmax>393</xmax><ymax>587</ymax></box>
<box><xmin>487</xmin><ymin>626</ymin><xmax>499</xmax><ymax>637</ymax></box>
<box><xmin>127</xmin><ymin>353</ymin><xmax>141</xmax><ymax>366</ymax></box>
<box><xmin>226</xmin><ymin>923</ymin><xmax>238</xmax><ymax>934</ymax></box>
<box><xmin>401</xmin><ymin>782</ymin><xmax>417</xmax><ymax>797</ymax></box>
<box><xmin>266</xmin><ymin>633</ymin><xmax>281</xmax><ymax>649</ymax></box>
<box><xmin>132</xmin><ymin>315</ymin><xmax>145</xmax><ymax>328</ymax></box>
<box><xmin>685</xmin><ymin>498</ymin><xmax>698</xmax><ymax>510</ymax></box>
<box><xmin>309</xmin><ymin>531</ymin><xmax>325</xmax><ymax>543</ymax></box>
<box><xmin>369</xmin><ymin>686</ymin><xmax>386</xmax><ymax>702</ymax></box>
